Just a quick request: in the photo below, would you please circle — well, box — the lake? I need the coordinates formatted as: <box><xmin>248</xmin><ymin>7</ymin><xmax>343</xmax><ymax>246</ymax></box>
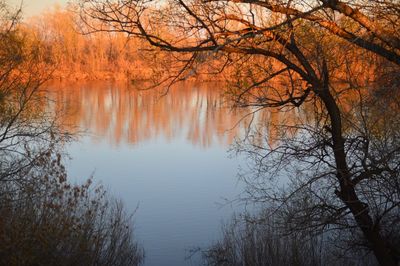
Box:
<box><xmin>46</xmin><ymin>81</ymin><xmax>250</xmax><ymax>266</ymax></box>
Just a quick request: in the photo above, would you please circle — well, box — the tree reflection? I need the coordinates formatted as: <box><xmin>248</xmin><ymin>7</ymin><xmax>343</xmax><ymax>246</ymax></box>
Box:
<box><xmin>49</xmin><ymin>81</ymin><xmax>275</xmax><ymax>148</ymax></box>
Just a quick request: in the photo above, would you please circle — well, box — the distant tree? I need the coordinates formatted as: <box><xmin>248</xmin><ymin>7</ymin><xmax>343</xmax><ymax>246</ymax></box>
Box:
<box><xmin>79</xmin><ymin>1</ymin><xmax>400</xmax><ymax>265</ymax></box>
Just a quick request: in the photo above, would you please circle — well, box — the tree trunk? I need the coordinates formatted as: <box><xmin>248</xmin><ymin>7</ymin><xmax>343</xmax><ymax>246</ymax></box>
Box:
<box><xmin>318</xmin><ymin>88</ymin><xmax>398</xmax><ymax>266</ymax></box>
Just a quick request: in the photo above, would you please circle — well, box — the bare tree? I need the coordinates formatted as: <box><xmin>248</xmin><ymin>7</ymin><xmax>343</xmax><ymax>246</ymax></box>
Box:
<box><xmin>0</xmin><ymin>3</ymin><xmax>144</xmax><ymax>265</ymax></box>
<box><xmin>0</xmin><ymin>1</ymin><xmax>64</xmax><ymax>185</ymax></box>
<box><xmin>78</xmin><ymin>0</ymin><xmax>400</xmax><ymax>265</ymax></box>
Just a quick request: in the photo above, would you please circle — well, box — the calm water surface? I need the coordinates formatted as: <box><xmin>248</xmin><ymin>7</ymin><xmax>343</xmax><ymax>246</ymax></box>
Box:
<box><xmin>47</xmin><ymin>81</ymin><xmax>250</xmax><ymax>266</ymax></box>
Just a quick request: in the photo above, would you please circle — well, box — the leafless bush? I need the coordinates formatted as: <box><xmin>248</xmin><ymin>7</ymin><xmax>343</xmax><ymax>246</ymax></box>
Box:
<box><xmin>203</xmin><ymin>210</ymin><xmax>378</xmax><ymax>266</ymax></box>
<box><xmin>0</xmin><ymin>150</ymin><xmax>144</xmax><ymax>266</ymax></box>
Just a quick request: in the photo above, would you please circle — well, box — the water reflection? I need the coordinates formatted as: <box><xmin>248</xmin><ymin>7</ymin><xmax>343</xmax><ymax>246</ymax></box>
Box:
<box><xmin>45</xmin><ymin>81</ymin><xmax>257</xmax><ymax>266</ymax></box>
<box><xmin>49</xmin><ymin>81</ymin><xmax>251</xmax><ymax>148</ymax></box>
<box><xmin>45</xmin><ymin>81</ymin><xmax>304</xmax><ymax>266</ymax></box>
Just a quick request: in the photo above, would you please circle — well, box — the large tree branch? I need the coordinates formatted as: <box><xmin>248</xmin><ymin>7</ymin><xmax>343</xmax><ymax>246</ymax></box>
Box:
<box><xmin>322</xmin><ymin>0</ymin><xmax>400</xmax><ymax>49</ymax></box>
<box><xmin>206</xmin><ymin>0</ymin><xmax>400</xmax><ymax>65</ymax></box>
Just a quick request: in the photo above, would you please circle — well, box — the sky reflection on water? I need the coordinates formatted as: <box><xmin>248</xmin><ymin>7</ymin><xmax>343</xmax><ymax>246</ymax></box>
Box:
<box><xmin>48</xmin><ymin>81</ymin><xmax>249</xmax><ymax>266</ymax></box>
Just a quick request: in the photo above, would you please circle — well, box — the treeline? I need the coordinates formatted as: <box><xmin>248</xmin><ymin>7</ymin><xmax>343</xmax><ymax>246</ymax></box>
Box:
<box><xmin>17</xmin><ymin>5</ymin><xmax>389</xmax><ymax>84</ymax></box>
<box><xmin>18</xmin><ymin>6</ymin><xmax>222</xmax><ymax>81</ymax></box>
<box><xmin>26</xmin><ymin>6</ymin><xmax>155</xmax><ymax>80</ymax></box>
